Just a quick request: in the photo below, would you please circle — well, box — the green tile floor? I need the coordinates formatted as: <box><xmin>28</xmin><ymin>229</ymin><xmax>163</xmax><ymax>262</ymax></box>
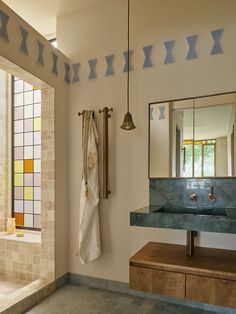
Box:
<box><xmin>26</xmin><ymin>284</ymin><xmax>223</xmax><ymax>314</ymax></box>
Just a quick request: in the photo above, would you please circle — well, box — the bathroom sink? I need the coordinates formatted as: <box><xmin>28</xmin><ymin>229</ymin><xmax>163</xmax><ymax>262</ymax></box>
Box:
<box><xmin>153</xmin><ymin>206</ymin><xmax>227</xmax><ymax>216</ymax></box>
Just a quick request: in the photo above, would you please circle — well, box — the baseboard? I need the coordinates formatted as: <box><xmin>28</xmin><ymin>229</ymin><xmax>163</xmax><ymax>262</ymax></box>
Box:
<box><xmin>56</xmin><ymin>272</ymin><xmax>70</xmax><ymax>289</ymax></box>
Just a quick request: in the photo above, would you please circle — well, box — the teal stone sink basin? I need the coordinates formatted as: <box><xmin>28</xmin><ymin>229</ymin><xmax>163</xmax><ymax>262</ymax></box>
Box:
<box><xmin>153</xmin><ymin>206</ymin><xmax>227</xmax><ymax>216</ymax></box>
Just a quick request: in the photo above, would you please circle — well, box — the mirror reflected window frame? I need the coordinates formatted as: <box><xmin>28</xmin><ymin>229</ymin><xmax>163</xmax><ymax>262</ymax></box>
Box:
<box><xmin>149</xmin><ymin>91</ymin><xmax>236</xmax><ymax>179</ymax></box>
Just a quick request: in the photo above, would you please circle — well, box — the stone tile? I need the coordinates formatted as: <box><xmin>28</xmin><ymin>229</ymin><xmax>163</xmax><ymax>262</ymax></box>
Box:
<box><xmin>25</xmin><ymin>284</ymin><xmax>222</xmax><ymax>314</ymax></box>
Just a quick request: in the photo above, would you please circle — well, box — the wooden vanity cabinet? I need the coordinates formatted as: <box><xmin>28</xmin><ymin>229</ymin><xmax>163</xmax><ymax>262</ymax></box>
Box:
<box><xmin>130</xmin><ymin>266</ymin><xmax>185</xmax><ymax>298</ymax></box>
<box><xmin>186</xmin><ymin>274</ymin><xmax>236</xmax><ymax>308</ymax></box>
<box><xmin>130</xmin><ymin>242</ymin><xmax>236</xmax><ymax>308</ymax></box>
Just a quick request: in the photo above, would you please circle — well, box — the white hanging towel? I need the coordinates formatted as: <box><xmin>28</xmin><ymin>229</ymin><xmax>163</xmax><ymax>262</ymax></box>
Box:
<box><xmin>76</xmin><ymin>110</ymin><xmax>102</xmax><ymax>264</ymax></box>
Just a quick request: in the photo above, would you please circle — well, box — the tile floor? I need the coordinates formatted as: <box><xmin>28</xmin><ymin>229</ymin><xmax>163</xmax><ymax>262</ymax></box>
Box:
<box><xmin>0</xmin><ymin>275</ymin><xmax>31</xmax><ymax>301</ymax></box>
<box><xmin>26</xmin><ymin>284</ymin><xmax>222</xmax><ymax>314</ymax></box>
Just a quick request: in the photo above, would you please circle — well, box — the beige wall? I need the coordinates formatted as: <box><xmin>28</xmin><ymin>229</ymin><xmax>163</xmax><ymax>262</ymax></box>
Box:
<box><xmin>150</xmin><ymin>103</ymin><xmax>170</xmax><ymax>177</ymax></box>
<box><xmin>57</xmin><ymin>0</ymin><xmax>236</xmax><ymax>283</ymax></box>
<box><xmin>0</xmin><ymin>0</ymin><xmax>69</xmax><ymax>278</ymax></box>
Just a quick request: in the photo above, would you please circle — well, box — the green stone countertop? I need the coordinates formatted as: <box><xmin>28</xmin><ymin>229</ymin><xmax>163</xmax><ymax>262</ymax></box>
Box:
<box><xmin>130</xmin><ymin>205</ymin><xmax>236</xmax><ymax>234</ymax></box>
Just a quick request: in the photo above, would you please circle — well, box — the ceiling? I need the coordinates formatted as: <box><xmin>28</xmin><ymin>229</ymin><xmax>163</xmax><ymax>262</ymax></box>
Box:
<box><xmin>183</xmin><ymin>104</ymin><xmax>234</xmax><ymax>140</ymax></box>
<box><xmin>2</xmin><ymin>0</ymin><xmax>107</xmax><ymax>37</ymax></box>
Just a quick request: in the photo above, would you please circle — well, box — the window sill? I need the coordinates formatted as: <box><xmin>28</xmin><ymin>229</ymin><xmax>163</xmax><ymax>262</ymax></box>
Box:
<box><xmin>0</xmin><ymin>231</ymin><xmax>41</xmax><ymax>244</ymax></box>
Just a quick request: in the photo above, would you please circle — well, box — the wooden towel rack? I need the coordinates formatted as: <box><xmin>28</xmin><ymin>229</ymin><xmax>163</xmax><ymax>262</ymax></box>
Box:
<box><xmin>99</xmin><ymin>107</ymin><xmax>113</xmax><ymax>199</ymax></box>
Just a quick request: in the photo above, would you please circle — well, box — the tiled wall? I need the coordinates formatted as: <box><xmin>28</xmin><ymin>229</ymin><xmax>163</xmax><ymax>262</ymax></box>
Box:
<box><xmin>150</xmin><ymin>178</ymin><xmax>236</xmax><ymax>208</ymax></box>
<box><xmin>40</xmin><ymin>88</ymin><xmax>55</xmax><ymax>280</ymax></box>
<box><xmin>0</xmin><ymin>60</ymin><xmax>55</xmax><ymax>282</ymax></box>
<box><xmin>0</xmin><ymin>71</ymin><xmax>8</xmax><ymax>232</ymax></box>
<box><xmin>0</xmin><ymin>239</ymin><xmax>41</xmax><ymax>281</ymax></box>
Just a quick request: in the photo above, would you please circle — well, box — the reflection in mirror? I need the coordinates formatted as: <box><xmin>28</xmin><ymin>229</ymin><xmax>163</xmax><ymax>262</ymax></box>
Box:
<box><xmin>194</xmin><ymin>94</ymin><xmax>235</xmax><ymax>177</ymax></box>
<box><xmin>149</xmin><ymin>93</ymin><xmax>236</xmax><ymax>178</ymax></box>
<box><xmin>149</xmin><ymin>99</ymin><xmax>194</xmax><ymax>177</ymax></box>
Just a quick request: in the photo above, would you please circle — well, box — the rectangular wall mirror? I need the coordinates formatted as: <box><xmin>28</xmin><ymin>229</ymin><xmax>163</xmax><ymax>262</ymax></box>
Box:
<box><xmin>149</xmin><ymin>92</ymin><xmax>236</xmax><ymax>178</ymax></box>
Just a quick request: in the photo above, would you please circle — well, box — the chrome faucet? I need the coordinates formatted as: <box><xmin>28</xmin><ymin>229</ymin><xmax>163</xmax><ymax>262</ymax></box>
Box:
<box><xmin>189</xmin><ymin>193</ymin><xmax>198</xmax><ymax>201</ymax></box>
<box><xmin>208</xmin><ymin>186</ymin><xmax>216</xmax><ymax>201</ymax></box>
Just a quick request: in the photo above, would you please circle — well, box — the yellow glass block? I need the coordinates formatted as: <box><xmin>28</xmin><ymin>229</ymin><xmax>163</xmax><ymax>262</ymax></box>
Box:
<box><xmin>34</xmin><ymin>117</ymin><xmax>41</xmax><ymax>131</ymax></box>
<box><xmin>14</xmin><ymin>160</ymin><xmax>23</xmax><ymax>173</ymax></box>
<box><xmin>24</xmin><ymin>187</ymin><xmax>33</xmax><ymax>200</ymax></box>
<box><xmin>14</xmin><ymin>174</ymin><xmax>23</xmax><ymax>186</ymax></box>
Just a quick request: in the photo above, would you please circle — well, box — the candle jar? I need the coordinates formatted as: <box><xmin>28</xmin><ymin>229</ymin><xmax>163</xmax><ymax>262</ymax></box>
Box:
<box><xmin>7</xmin><ymin>218</ymin><xmax>16</xmax><ymax>235</ymax></box>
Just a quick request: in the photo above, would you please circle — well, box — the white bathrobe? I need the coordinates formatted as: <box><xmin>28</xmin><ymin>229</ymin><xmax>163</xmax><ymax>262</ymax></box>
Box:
<box><xmin>77</xmin><ymin>111</ymin><xmax>102</xmax><ymax>264</ymax></box>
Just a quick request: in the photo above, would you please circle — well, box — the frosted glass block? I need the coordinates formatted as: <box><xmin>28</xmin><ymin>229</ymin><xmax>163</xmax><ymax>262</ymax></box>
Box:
<box><xmin>14</xmin><ymin>93</ymin><xmax>23</xmax><ymax>107</ymax></box>
<box><xmin>34</xmin><ymin>103</ymin><xmax>41</xmax><ymax>117</ymax></box>
<box><xmin>14</xmin><ymin>187</ymin><xmax>23</xmax><ymax>199</ymax></box>
<box><xmin>24</xmin><ymin>105</ymin><xmax>33</xmax><ymax>119</ymax></box>
<box><xmin>24</xmin><ymin>173</ymin><xmax>33</xmax><ymax>186</ymax></box>
<box><xmin>24</xmin><ymin>187</ymin><xmax>33</xmax><ymax>200</ymax></box>
<box><xmin>34</xmin><ymin>174</ymin><xmax>41</xmax><ymax>186</ymax></box>
<box><xmin>24</xmin><ymin>91</ymin><xmax>33</xmax><ymax>105</ymax></box>
<box><xmin>24</xmin><ymin>132</ymin><xmax>33</xmax><ymax>146</ymax></box>
<box><xmin>34</xmin><ymin>201</ymin><xmax>41</xmax><ymax>214</ymax></box>
<box><xmin>14</xmin><ymin>200</ymin><xmax>23</xmax><ymax>213</ymax></box>
<box><xmin>34</xmin><ymin>132</ymin><xmax>41</xmax><ymax>145</ymax></box>
<box><xmin>24</xmin><ymin>146</ymin><xmax>33</xmax><ymax>159</ymax></box>
<box><xmin>34</xmin><ymin>117</ymin><xmax>41</xmax><ymax>131</ymax></box>
<box><xmin>14</xmin><ymin>80</ymin><xmax>23</xmax><ymax>93</ymax></box>
<box><xmin>34</xmin><ymin>215</ymin><xmax>41</xmax><ymax>228</ymax></box>
<box><xmin>34</xmin><ymin>90</ymin><xmax>41</xmax><ymax>103</ymax></box>
<box><xmin>34</xmin><ymin>146</ymin><xmax>41</xmax><ymax>159</ymax></box>
<box><xmin>24</xmin><ymin>200</ymin><xmax>33</xmax><ymax>214</ymax></box>
<box><xmin>24</xmin><ymin>118</ymin><xmax>33</xmax><ymax>132</ymax></box>
<box><xmin>14</xmin><ymin>133</ymin><xmax>23</xmax><ymax>147</ymax></box>
<box><xmin>14</xmin><ymin>174</ymin><xmax>23</xmax><ymax>186</ymax></box>
<box><xmin>14</xmin><ymin>160</ymin><xmax>23</xmax><ymax>173</ymax></box>
<box><xmin>24</xmin><ymin>82</ymin><xmax>33</xmax><ymax>91</ymax></box>
<box><xmin>24</xmin><ymin>214</ymin><xmax>33</xmax><ymax>228</ymax></box>
<box><xmin>14</xmin><ymin>106</ymin><xmax>23</xmax><ymax>120</ymax></box>
<box><xmin>34</xmin><ymin>160</ymin><xmax>41</xmax><ymax>173</ymax></box>
<box><xmin>34</xmin><ymin>187</ymin><xmax>41</xmax><ymax>200</ymax></box>
<box><xmin>14</xmin><ymin>120</ymin><xmax>23</xmax><ymax>133</ymax></box>
<box><xmin>14</xmin><ymin>147</ymin><xmax>23</xmax><ymax>160</ymax></box>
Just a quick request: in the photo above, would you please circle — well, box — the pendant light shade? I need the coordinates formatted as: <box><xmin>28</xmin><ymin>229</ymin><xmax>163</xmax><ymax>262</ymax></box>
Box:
<box><xmin>120</xmin><ymin>0</ymin><xmax>136</xmax><ymax>131</ymax></box>
<box><xmin>120</xmin><ymin>111</ymin><xmax>136</xmax><ymax>130</ymax></box>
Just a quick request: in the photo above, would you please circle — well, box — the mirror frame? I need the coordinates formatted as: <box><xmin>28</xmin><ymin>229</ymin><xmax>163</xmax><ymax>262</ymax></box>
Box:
<box><xmin>148</xmin><ymin>91</ymin><xmax>236</xmax><ymax>179</ymax></box>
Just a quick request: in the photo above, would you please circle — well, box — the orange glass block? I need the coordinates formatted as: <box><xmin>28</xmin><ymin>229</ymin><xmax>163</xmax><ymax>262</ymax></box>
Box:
<box><xmin>24</xmin><ymin>160</ymin><xmax>34</xmax><ymax>173</ymax></box>
<box><xmin>14</xmin><ymin>213</ymin><xmax>24</xmax><ymax>226</ymax></box>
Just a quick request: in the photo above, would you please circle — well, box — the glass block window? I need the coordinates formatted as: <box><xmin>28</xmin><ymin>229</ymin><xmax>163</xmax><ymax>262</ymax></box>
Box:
<box><xmin>13</xmin><ymin>77</ymin><xmax>41</xmax><ymax>230</ymax></box>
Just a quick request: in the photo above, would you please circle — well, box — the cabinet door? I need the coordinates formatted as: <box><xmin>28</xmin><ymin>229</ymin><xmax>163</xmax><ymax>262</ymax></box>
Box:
<box><xmin>130</xmin><ymin>266</ymin><xmax>152</xmax><ymax>293</ymax></box>
<box><xmin>152</xmin><ymin>269</ymin><xmax>185</xmax><ymax>298</ymax></box>
<box><xmin>186</xmin><ymin>274</ymin><xmax>236</xmax><ymax>308</ymax></box>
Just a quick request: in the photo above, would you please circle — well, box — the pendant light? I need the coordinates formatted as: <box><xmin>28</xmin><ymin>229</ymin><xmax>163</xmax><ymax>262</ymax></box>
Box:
<box><xmin>120</xmin><ymin>0</ymin><xmax>136</xmax><ymax>130</ymax></box>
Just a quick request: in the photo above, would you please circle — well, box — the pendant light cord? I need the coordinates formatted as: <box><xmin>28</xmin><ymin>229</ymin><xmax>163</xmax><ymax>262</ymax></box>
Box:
<box><xmin>127</xmin><ymin>0</ymin><xmax>130</xmax><ymax>112</ymax></box>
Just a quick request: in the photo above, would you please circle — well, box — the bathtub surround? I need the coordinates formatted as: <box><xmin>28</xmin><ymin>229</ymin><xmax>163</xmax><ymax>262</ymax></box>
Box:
<box><xmin>0</xmin><ymin>237</ymin><xmax>41</xmax><ymax>281</ymax></box>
